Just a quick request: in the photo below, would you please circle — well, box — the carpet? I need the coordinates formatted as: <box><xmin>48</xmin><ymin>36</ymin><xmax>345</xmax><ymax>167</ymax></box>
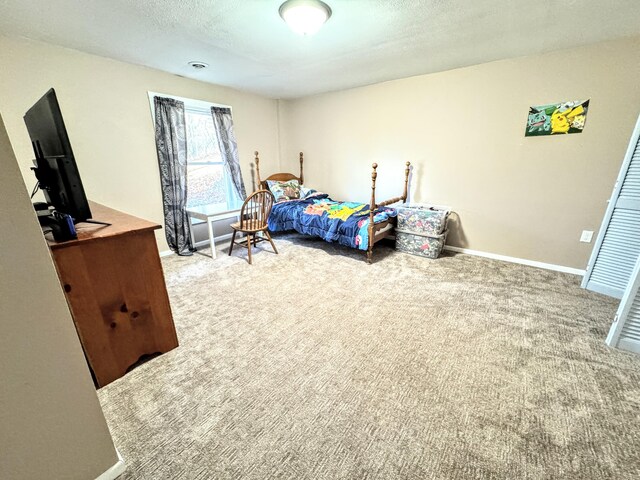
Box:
<box><xmin>98</xmin><ymin>234</ymin><xmax>640</xmax><ymax>479</ymax></box>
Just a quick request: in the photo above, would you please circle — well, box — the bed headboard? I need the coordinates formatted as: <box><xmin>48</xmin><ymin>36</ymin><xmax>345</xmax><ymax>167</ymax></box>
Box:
<box><xmin>254</xmin><ymin>151</ymin><xmax>304</xmax><ymax>190</ymax></box>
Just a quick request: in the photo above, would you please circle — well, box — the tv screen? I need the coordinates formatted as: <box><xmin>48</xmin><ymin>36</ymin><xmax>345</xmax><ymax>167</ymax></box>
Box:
<box><xmin>24</xmin><ymin>88</ymin><xmax>92</xmax><ymax>223</ymax></box>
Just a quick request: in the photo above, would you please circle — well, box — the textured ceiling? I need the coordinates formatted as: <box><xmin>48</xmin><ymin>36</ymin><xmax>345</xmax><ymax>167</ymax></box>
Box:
<box><xmin>1</xmin><ymin>0</ymin><xmax>639</xmax><ymax>99</ymax></box>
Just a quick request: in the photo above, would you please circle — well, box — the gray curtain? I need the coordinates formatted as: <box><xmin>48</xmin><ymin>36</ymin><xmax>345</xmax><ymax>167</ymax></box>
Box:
<box><xmin>154</xmin><ymin>96</ymin><xmax>195</xmax><ymax>256</ymax></box>
<box><xmin>210</xmin><ymin>106</ymin><xmax>246</xmax><ymax>200</ymax></box>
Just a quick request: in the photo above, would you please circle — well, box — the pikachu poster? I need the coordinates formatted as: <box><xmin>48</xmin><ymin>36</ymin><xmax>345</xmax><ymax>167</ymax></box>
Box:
<box><xmin>525</xmin><ymin>99</ymin><xmax>589</xmax><ymax>136</ymax></box>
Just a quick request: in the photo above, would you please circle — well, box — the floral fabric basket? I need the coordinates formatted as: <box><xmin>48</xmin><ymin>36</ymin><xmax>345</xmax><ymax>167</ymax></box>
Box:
<box><xmin>395</xmin><ymin>204</ymin><xmax>450</xmax><ymax>259</ymax></box>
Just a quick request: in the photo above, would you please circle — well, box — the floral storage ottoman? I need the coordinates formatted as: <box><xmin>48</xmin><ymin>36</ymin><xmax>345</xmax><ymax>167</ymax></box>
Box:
<box><xmin>395</xmin><ymin>204</ymin><xmax>450</xmax><ymax>259</ymax></box>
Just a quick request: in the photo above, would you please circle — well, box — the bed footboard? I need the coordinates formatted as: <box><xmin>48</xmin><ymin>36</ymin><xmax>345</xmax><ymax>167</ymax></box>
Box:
<box><xmin>366</xmin><ymin>161</ymin><xmax>411</xmax><ymax>264</ymax></box>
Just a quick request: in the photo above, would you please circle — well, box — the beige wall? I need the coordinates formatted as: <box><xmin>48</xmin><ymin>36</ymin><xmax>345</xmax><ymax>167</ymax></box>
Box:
<box><xmin>2</xmin><ymin>34</ymin><xmax>638</xmax><ymax>268</ymax></box>
<box><xmin>0</xmin><ymin>35</ymin><xmax>280</xmax><ymax>251</ymax></box>
<box><xmin>279</xmin><ymin>36</ymin><xmax>640</xmax><ymax>269</ymax></box>
<box><xmin>0</xmin><ymin>114</ymin><xmax>120</xmax><ymax>479</ymax></box>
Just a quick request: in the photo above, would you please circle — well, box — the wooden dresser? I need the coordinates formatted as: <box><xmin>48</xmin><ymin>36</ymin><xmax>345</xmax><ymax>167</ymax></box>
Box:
<box><xmin>47</xmin><ymin>202</ymin><xmax>178</xmax><ymax>387</ymax></box>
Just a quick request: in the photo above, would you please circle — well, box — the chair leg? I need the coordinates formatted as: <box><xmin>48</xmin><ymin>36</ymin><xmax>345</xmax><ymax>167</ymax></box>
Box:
<box><xmin>247</xmin><ymin>234</ymin><xmax>252</xmax><ymax>264</ymax></box>
<box><xmin>228</xmin><ymin>230</ymin><xmax>237</xmax><ymax>256</ymax></box>
<box><xmin>265</xmin><ymin>230</ymin><xmax>278</xmax><ymax>254</ymax></box>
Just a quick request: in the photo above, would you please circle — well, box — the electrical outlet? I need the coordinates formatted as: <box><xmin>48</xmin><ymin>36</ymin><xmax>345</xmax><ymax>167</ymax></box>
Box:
<box><xmin>580</xmin><ymin>230</ymin><xmax>594</xmax><ymax>243</ymax></box>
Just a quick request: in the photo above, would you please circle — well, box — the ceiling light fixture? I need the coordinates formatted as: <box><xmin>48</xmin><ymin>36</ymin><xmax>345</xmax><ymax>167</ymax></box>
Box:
<box><xmin>279</xmin><ymin>0</ymin><xmax>332</xmax><ymax>36</ymax></box>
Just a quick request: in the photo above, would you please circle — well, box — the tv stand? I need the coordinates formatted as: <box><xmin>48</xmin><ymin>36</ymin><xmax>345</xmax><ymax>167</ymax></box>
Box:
<box><xmin>45</xmin><ymin>201</ymin><xmax>178</xmax><ymax>387</ymax></box>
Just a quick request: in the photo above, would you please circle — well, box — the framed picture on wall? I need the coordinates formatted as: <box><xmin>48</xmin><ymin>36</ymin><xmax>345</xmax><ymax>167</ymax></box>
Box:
<box><xmin>525</xmin><ymin>99</ymin><xmax>590</xmax><ymax>137</ymax></box>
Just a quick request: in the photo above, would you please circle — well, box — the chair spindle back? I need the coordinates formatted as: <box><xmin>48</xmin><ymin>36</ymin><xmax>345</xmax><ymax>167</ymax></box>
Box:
<box><xmin>240</xmin><ymin>189</ymin><xmax>275</xmax><ymax>231</ymax></box>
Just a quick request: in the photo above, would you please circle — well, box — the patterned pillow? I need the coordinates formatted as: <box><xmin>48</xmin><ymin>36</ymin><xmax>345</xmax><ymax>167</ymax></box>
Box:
<box><xmin>267</xmin><ymin>179</ymin><xmax>301</xmax><ymax>202</ymax></box>
<box><xmin>299</xmin><ymin>185</ymin><xmax>314</xmax><ymax>199</ymax></box>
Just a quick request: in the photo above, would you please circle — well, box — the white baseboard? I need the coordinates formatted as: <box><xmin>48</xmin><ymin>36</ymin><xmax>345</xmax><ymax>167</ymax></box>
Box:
<box><xmin>198</xmin><ymin>232</ymin><xmax>233</xmax><ymax>246</ymax></box>
<box><xmin>160</xmin><ymin>237</ymin><xmax>585</xmax><ymax>276</ymax></box>
<box><xmin>159</xmin><ymin>233</ymin><xmax>234</xmax><ymax>258</ymax></box>
<box><xmin>444</xmin><ymin>246</ymin><xmax>586</xmax><ymax>276</ymax></box>
<box><xmin>95</xmin><ymin>449</ymin><xmax>126</xmax><ymax>480</ymax></box>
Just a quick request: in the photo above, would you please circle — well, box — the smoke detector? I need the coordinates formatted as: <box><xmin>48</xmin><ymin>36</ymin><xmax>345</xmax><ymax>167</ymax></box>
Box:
<box><xmin>188</xmin><ymin>61</ymin><xmax>209</xmax><ymax>70</ymax></box>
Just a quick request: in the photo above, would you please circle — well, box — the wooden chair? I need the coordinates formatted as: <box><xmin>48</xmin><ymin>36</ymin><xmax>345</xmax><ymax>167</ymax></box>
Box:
<box><xmin>228</xmin><ymin>189</ymin><xmax>278</xmax><ymax>264</ymax></box>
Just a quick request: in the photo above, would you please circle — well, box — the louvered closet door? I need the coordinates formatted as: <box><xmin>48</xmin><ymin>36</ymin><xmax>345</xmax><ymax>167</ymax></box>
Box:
<box><xmin>582</xmin><ymin>115</ymin><xmax>640</xmax><ymax>298</ymax></box>
<box><xmin>606</xmin><ymin>255</ymin><xmax>640</xmax><ymax>354</ymax></box>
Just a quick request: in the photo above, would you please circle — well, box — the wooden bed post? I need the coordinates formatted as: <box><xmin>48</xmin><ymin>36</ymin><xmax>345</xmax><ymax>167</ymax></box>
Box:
<box><xmin>367</xmin><ymin>163</ymin><xmax>378</xmax><ymax>264</ymax></box>
<box><xmin>254</xmin><ymin>151</ymin><xmax>261</xmax><ymax>188</ymax></box>
<box><xmin>299</xmin><ymin>152</ymin><xmax>304</xmax><ymax>185</ymax></box>
<box><xmin>403</xmin><ymin>161</ymin><xmax>411</xmax><ymax>202</ymax></box>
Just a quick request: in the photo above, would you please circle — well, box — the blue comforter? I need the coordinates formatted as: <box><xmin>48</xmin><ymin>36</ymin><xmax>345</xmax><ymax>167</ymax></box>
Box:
<box><xmin>268</xmin><ymin>193</ymin><xmax>397</xmax><ymax>250</ymax></box>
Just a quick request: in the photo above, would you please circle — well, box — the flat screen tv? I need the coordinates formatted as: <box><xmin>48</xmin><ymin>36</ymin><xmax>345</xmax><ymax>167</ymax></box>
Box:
<box><xmin>23</xmin><ymin>88</ymin><xmax>92</xmax><ymax>223</ymax></box>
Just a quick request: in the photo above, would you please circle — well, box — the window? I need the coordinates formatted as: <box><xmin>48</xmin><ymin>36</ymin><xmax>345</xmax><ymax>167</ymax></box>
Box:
<box><xmin>184</xmin><ymin>108</ymin><xmax>226</xmax><ymax>208</ymax></box>
<box><xmin>149</xmin><ymin>93</ymin><xmax>241</xmax><ymax>210</ymax></box>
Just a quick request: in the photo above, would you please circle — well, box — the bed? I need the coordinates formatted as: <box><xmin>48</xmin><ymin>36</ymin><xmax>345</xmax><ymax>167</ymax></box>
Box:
<box><xmin>254</xmin><ymin>151</ymin><xmax>411</xmax><ymax>263</ymax></box>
